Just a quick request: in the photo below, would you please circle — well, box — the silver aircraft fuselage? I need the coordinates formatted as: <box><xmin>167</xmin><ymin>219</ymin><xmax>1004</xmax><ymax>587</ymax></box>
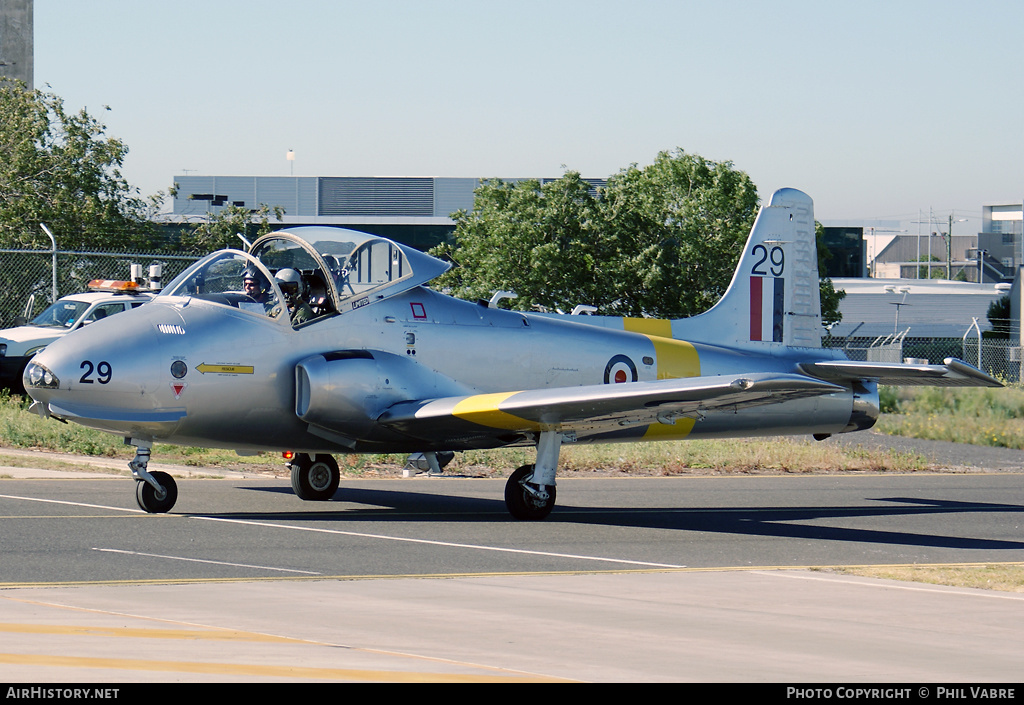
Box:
<box><xmin>23</xmin><ymin>192</ymin><xmax>999</xmax><ymax>518</ymax></box>
<box><xmin>26</xmin><ymin>283</ymin><xmax>858</xmax><ymax>454</ymax></box>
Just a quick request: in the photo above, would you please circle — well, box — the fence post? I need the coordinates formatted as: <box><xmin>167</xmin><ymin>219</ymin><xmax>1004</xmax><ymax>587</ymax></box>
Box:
<box><xmin>39</xmin><ymin>223</ymin><xmax>58</xmax><ymax>303</ymax></box>
<box><xmin>963</xmin><ymin>318</ymin><xmax>982</xmax><ymax>369</ymax></box>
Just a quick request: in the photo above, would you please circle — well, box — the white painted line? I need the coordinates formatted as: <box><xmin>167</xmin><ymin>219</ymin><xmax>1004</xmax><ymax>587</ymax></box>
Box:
<box><xmin>757</xmin><ymin>569</ymin><xmax>1024</xmax><ymax>600</ymax></box>
<box><xmin>0</xmin><ymin>493</ymin><xmax>145</xmax><ymax>513</ymax></box>
<box><xmin>195</xmin><ymin>515</ymin><xmax>688</xmax><ymax>569</ymax></box>
<box><xmin>92</xmin><ymin>548</ymin><xmax>321</xmax><ymax>575</ymax></box>
<box><xmin>1</xmin><ymin>492</ymin><xmax>686</xmax><ymax>569</ymax></box>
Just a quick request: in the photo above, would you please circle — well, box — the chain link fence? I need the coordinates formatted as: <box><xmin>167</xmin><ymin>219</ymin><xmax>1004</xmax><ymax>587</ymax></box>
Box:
<box><xmin>0</xmin><ymin>246</ymin><xmax>203</xmax><ymax>327</ymax></box>
<box><xmin>825</xmin><ymin>331</ymin><xmax>1024</xmax><ymax>383</ymax></box>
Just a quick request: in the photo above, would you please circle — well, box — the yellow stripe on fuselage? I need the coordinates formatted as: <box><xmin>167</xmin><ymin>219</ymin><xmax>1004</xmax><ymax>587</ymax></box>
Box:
<box><xmin>623</xmin><ymin>318</ymin><xmax>701</xmax><ymax>439</ymax></box>
<box><xmin>623</xmin><ymin>318</ymin><xmax>701</xmax><ymax>380</ymax></box>
<box><xmin>623</xmin><ymin>317</ymin><xmax>674</xmax><ymax>339</ymax></box>
<box><xmin>452</xmin><ymin>392</ymin><xmax>542</xmax><ymax>431</ymax></box>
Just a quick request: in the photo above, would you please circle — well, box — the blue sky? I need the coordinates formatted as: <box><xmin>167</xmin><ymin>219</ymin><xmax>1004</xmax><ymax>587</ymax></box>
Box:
<box><xmin>33</xmin><ymin>0</ymin><xmax>1024</xmax><ymax>236</ymax></box>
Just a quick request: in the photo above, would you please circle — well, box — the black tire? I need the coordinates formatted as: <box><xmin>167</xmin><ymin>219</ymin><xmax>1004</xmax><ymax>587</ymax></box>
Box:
<box><xmin>290</xmin><ymin>453</ymin><xmax>340</xmax><ymax>501</ymax></box>
<box><xmin>135</xmin><ymin>471</ymin><xmax>178</xmax><ymax>513</ymax></box>
<box><xmin>504</xmin><ymin>464</ymin><xmax>556</xmax><ymax>520</ymax></box>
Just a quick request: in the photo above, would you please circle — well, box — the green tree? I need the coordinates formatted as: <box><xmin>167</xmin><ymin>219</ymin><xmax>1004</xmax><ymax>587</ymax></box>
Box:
<box><xmin>910</xmin><ymin>254</ymin><xmax>944</xmax><ymax>279</ymax></box>
<box><xmin>987</xmin><ymin>294</ymin><xmax>1011</xmax><ymax>339</ymax></box>
<box><xmin>433</xmin><ymin>148</ymin><xmax>843</xmax><ymax>328</ymax></box>
<box><xmin>434</xmin><ymin>151</ymin><xmax>760</xmax><ymax>318</ymax></box>
<box><xmin>179</xmin><ymin>202</ymin><xmax>285</xmax><ymax>252</ymax></box>
<box><xmin>0</xmin><ymin>83</ymin><xmax>157</xmax><ymax>249</ymax></box>
<box><xmin>432</xmin><ymin>173</ymin><xmax>607</xmax><ymax>312</ymax></box>
<box><xmin>597</xmin><ymin>150</ymin><xmax>759</xmax><ymax>318</ymax></box>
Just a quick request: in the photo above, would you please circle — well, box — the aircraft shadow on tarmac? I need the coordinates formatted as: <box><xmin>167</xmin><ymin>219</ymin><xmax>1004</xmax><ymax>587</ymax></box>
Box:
<box><xmin>216</xmin><ymin>484</ymin><xmax>1024</xmax><ymax>551</ymax></box>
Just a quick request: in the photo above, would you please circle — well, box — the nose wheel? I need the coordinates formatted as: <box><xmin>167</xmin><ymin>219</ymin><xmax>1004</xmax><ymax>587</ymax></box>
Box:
<box><xmin>129</xmin><ymin>443</ymin><xmax>178</xmax><ymax>513</ymax></box>
<box><xmin>136</xmin><ymin>471</ymin><xmax>178</xmax><ymax>513</ymax></box>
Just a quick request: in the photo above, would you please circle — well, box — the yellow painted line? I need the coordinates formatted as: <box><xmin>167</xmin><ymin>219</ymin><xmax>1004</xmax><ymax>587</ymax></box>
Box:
<box><xmin>451</xmin><ymin>392</ymin><xmax>542</xmax><ymax>432</ymax></box>
<box><xmin>0</xmin><ymin>515</ymin><xmax>140</xmax><ymax>519</ymax></box>
<box><xmin>0</xmin><ymin>653</ymin><xmax>559</xmax><ymax>682</ymax></box>
<box><xmin>0</xmin><ymin>623</ymin><xmax>305</xmax><ymax>643</ymax></box>
<box><xmin>4</xmin><ymin>561</ymin><xmax>1024</xmax><ymax>590</ymax></box>
<box><xmin>195</xmin><ymin>363</ymin><xmax>254</xmax><ymax>374</ymax></box>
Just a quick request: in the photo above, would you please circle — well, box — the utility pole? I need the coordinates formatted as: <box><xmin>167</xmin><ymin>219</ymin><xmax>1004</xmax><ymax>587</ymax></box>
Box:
<box><xmin>947</xmin><ymin>214</ymin><xmax>953</xmax><ymax>279</ymax></box>
<box><xmin>945</xmin><ymin>213</ymin><xmax>967</xmax><ymax>280</ymax></box>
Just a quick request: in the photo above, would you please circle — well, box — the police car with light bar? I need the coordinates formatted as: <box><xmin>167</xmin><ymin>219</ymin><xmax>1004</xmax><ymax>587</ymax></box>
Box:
<box><xmin>0</xmin><ymin>273</ymin><xmax>160</xmax><ymax>394</ymax></box>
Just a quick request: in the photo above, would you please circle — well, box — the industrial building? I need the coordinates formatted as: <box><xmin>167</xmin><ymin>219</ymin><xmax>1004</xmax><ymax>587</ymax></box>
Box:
<box><xmin>828</xmin><ymin>277</ymin><xmax>1011</xmax><ymax>340</ymax></box>
<box><xmin>0</xmin><ymin>0</ymin><xmax>32</xmax><ymax>86</ymax></box>
<box><xmin>170</xmin><ymin>174</ymin><xmax>605</xmax><ymax>250</ymax></box>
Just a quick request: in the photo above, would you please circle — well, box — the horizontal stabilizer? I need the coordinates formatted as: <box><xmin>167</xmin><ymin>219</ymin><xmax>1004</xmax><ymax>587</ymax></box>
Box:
<box><xmin>801</xmin><ymin>358</ymin><xmax>1003</xmax><ymax>387</ymax></box>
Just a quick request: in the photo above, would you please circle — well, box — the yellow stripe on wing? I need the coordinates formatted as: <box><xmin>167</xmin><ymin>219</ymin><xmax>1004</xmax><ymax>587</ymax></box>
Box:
<box><xmin>641</xmin><ymin>416</ymin><xmax>697</xmax><ymax>440</ymax></box>
<box><xmin>452</xmin><ymin>392</ymin><xmax>543</xmax><ymax>431</ymax></box>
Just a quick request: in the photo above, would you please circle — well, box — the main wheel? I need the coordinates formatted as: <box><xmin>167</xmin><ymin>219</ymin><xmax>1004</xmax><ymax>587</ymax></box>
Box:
<box><xmin>504</xmin><ymin>464</ymin><xmax>556</xmax><ymax>520</ymax></box>
<box><xmin>290</xmin><ymin>453</ymin><xmax>340</xmax><ymax>501</ymax></box>
<box><xmin>135</xmin><ymin>471</ymin><xmax>178</xmax><ymax>513</ymax></box>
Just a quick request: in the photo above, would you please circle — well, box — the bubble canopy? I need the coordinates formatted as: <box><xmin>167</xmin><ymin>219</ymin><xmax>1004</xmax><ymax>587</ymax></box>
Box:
<box><xmin>163</xmin><ymin>227</ymin><xmax>451</xmax><ymax>319</ymax></box>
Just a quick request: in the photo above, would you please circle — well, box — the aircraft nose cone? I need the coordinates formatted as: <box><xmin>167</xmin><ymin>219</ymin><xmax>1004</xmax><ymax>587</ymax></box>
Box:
<box><xmin>23</xmin><ymin>306</ymin><xmax>166</xmax><ymax>408</ymax></box>
<box><xmin>23</xmin><ymin>357</ymin><xmax>61</xmax><ymax>394</ymax></box>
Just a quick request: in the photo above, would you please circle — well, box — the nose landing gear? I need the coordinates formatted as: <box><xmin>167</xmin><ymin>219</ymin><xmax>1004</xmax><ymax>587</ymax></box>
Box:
<box><xmin>129</xmin><ymin>442</ymin><xmax>178</xmax><ymax>513</ymax></box>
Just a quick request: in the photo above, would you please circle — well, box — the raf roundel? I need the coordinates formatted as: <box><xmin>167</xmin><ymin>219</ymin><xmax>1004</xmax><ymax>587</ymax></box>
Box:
<box><xmin>604</xmin><ymin>354</ymin><xmax>638</xmax><ymax>384</ymax></box>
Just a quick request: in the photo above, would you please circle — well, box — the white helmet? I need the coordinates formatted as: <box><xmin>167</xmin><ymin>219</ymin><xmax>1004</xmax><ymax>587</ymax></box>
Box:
<box><xmin>274</xmin><ymin>268</ymin><xmax>306</xmax><ymax>298</ymax></box>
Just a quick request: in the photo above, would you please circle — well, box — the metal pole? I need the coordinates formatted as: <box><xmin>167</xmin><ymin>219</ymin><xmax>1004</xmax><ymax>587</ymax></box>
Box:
<box><xmin>928</xmin><ymin>208</ymin><xmax>933</xmax><ymax>279</ymax></box>
<box><xmin>916</xmin><ymin>209</ymin><xmax>921</xmax><ymax>279</ymax></box>
<box><xmin>947</xmin><ymin>214</ymin><xmax>953</xmax><ymax>279</ymax></box>
<box><xmin>39</xmin><ymin>223</ymin><xmax>57</xmax><ymax>302</ymax></box>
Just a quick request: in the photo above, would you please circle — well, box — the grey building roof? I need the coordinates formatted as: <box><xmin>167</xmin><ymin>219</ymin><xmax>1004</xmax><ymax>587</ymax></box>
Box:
<box><xmin>170</xmin><ymin>175</ymin><xmax>606</xmax><ymax>226</ymax></box>
<box><xmin>830</xmin><ymin>278</ymin><xmax>1009</xmax><ymax>339</ymax></box>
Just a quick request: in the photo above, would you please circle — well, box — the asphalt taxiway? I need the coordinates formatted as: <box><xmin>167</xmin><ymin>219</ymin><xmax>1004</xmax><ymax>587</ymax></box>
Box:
<box><xmin>1</xmin><ymin>456</ymin><xmax>1023</xmax><ymax>682</ymax></box>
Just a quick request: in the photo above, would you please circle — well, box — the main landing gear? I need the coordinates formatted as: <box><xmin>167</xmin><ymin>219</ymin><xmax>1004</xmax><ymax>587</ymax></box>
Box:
<box><xmin>503</xmin><ymin>430</ymin><xmax>561</xmax><ymax>520</ymax></box>
<box><xmin>129</xmin><ymin>441</ymin><xmax>178</xmax><ymax>513</ymax></box>
<box><xmin>288</xmin><ymin>453</ymin><xmax>340</xmax><ymax>500</ymax></box>
<box><xmin>504</xmin><ymin>464</ymin><xmax>556</xmax><ymax>520</ymax></box>
<box><xmin>283</xmin><ymin>433</ymin><xmax>564</xmax><ymax>520</ymax></box>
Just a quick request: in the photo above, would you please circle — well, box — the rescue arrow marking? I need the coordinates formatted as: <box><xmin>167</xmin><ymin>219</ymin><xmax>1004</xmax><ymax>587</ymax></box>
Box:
<box><xmin>195</xmin><ymin>363</ymin><xmax>254</xmax><ymax>375</ymax></box>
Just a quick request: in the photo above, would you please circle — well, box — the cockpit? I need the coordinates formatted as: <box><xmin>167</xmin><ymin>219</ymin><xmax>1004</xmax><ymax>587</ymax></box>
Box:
<box><xmin>162</xmin><ymin>227</ymin><xmax>450</xmax><ymax>327</ymax></box>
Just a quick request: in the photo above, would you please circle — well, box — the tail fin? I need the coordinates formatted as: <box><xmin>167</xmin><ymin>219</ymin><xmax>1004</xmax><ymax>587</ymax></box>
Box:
<box><xmin>680</xmin><ymin>187</ymin><xmax>821</xmax><ymax>349</ymax></box>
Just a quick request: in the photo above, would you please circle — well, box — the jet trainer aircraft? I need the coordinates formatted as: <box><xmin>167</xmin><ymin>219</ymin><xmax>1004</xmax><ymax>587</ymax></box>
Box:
<box><xmin>24</xmin><ymin>188</ymin><xmax>1001</xmax><ymax>518</ymax></box>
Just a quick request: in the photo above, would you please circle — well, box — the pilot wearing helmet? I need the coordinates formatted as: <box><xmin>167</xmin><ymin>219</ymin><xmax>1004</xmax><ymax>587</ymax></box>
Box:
<box><xmin>242</xmin><ymin>267</ymin><xmax>277</xmax><ymax>315</ymax></box>
<box><xmin>275</xmin><ymin>268</ymin><xmax>314</xmax><ymax>325</ymax></box>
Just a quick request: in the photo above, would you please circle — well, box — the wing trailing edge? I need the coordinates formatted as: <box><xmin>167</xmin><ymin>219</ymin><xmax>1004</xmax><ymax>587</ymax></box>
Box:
<box><xmin>377</xmin><ymin>372</ymin><xmax>845</xmax><ymax>441</ymax></box>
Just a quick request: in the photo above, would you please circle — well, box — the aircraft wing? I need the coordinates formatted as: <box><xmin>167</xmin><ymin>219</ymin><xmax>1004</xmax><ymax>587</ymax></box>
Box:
<box><xmin>800</xmin><ymin>357</ymin><xmax>1003</xmax><ymax>387</ymax></box>
<box><xmin>377</xmin><ymin>372</ymin><xmax>845</xmax><ymax>442</ymax></box>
